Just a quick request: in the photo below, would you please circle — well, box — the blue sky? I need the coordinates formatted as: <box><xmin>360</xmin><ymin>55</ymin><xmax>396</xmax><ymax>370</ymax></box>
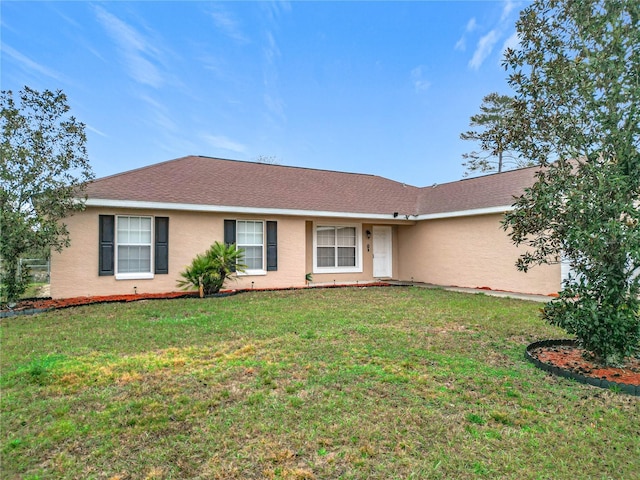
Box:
<box><xmin>1</xmin><ymin>1</ymin><xmax>523</xmax><ymax>186</ymax></box>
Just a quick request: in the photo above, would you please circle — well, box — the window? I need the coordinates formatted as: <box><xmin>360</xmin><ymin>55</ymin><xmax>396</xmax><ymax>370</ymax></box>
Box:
<box><xmin>116</xmin><ymin>216</ymin><xmax>153</xmax><ymax>279</ymax></box>
<box><xmin>237</xmin><ymin>220</ymin><xmax>264</xmax><ymax>271</ymax></box>
<box><xmin>224</xmin><ymin>219</ymin><xmax>278</xmax><ymax>275</ymax></box>
<box><xmin>98</xmin><ymin>215</ymin><xmax>169</xmax><ymax>278</ymax></box>
<box><xmin>314</xmin><ymin>225</ymin><xmax>361</xmax><ymax>273</ymax></box>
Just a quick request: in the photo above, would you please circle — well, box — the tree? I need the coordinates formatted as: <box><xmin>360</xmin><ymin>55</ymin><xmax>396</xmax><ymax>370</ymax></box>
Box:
<box><xmin>460</xmin><ymin>92</ymin><xmax>533</xmax><ymax>176</ymax></box>
<box><xmin>177</xmin><ymin>241</ymin><xmax>247</xmax><ymax>296</ymax></box>
<box><xmin>502</xmin><ymin>0</ymin><xmax>639</xmax><ymax>364</ymax></box>
<box><xmin>1</xmin><ymin>87</ymin><xmax>94</xmax><ymax>303</ymax></box>
<box><xmin>255</xmin><ymin>155</ymin><xmax>279</xmax><ymax>165</ymax></box>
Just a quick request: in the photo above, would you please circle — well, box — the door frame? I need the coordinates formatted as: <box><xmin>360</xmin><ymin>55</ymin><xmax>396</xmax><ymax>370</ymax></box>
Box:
<box><xmin>372</xmin><ymin>226</ymin><xmax>392</xmax><ymax>278</ymax></box>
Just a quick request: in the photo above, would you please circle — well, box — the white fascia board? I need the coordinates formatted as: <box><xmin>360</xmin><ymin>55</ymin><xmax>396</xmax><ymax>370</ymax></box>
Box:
<box><xmin>83</xmin><ymin>199</ymin><xmax>515</xmax><ymax>221</ymax></box>
<box><xmin>83</xmin><ymin>198</ymin><xmax>401</xmax><ymax>220</ymax></box>
<box><xmin>414</xmin><ymin>205</ymin><xmax>514</xmax><ymax>221</ymax></box>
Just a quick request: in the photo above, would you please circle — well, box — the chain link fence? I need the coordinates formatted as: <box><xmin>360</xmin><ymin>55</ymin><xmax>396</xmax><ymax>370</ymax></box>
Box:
<box><xmin>19</xmin><ymin>258</ymin><xmax>50</xmax><ymax>283</ymax></box>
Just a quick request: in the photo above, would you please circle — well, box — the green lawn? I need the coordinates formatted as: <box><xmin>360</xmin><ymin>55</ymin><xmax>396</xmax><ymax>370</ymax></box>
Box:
<box><xmin>1</xmin><ymin>287</ymin><xmax>638</xmax><ymax>479</ymax></box>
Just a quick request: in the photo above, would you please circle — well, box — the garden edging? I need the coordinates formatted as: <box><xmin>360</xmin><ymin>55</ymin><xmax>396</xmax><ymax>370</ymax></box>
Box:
<box><xmin>525</xmin><ymin>339</ymin><xmax>639</xmax><ymax>396</ymax></box>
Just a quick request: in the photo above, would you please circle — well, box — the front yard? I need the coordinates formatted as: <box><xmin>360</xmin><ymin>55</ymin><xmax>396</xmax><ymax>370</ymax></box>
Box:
<box><xmin>1</xmin><ymin>287</ymin><xmax>638</xmax><ymax>479</ymax></box>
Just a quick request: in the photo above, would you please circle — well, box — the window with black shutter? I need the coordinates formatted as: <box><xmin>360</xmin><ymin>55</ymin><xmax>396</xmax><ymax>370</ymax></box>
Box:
<box><xmin>155</xmin><ymin>217</ymin><xmax>169</xmax><ymax>274</ymax></box>
<box><xmin>98</xmin><ymin>215</ymin><xmax>115</xmax><ymax>276</ymax></box>
<box><xmin>266</xmin><ymin>221</ymin><xmax>277</xmax><ymax>271</ymax></box>
<box><xmin>225</xmin><ymin>219</ymin><xmax>277</xmax><ymax>273</ymax></box>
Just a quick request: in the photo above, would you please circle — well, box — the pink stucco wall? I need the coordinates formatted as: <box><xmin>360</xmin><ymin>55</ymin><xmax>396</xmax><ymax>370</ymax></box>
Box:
<box><xmin>50</xmin><ymin>208</ymin><xmax>559</xmax><ymax>299</ymax></box>
<box><xmin>396</xmin><ymin>213</ymin><xmax>561</xmax><ymax>296</ymax></box>
<box><xmin>50</xmin><ymin>208</ymin><xmax>307</xmax><ymax>298</ymax></box>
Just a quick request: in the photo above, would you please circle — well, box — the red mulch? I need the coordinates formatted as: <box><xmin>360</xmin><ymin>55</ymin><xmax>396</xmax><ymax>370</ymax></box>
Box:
<box><xmin>3</xmin><ymin>282</ymin><xmax>395</xmax><ymax>313</ymax></box>
<box><xmin>5</xmin><ymin>291</ymin><xmax>199</xmax><ymax>312</ymax></box>
<box><xmin>530</xmin><ymin>344</ymin><xmax>640</xmax><ymax>386</ymax></box>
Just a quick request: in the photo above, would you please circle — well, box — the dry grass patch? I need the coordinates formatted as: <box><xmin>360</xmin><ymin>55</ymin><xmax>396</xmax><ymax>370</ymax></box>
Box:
<box><xmin>1</xmin><ymin>287</ymin><xmax>638</xmax><ymax>479</ymax></box>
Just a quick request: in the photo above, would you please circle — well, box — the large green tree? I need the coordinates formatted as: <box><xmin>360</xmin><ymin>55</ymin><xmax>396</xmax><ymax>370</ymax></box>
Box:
<box><xmin>460</xmin><ymin>92</ymin><xmax>534</xmax><ymax>176</ymax></box>
<box><xmin>1</xmin><ymin>87</ymin><xmax>93</xmax><ymax>303</ymax></box>
<box><xmin>502</xmin><ymin>0</ymin><xmax>639</xmax><ymax>364</ymax></box>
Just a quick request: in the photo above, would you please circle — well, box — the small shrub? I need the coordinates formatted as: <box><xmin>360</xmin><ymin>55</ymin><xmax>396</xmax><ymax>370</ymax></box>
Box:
<box><xmin>177</xmin><ymin>241</ymin><xmax>246</xmax><ymax>296</ymax></box>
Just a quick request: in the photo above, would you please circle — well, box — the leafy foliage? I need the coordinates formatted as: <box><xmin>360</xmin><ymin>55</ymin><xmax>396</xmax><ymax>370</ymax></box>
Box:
<box><xmin>1</xmin><ymin>87</ymin><xmax>93</xmax><ymax>303</ymax></box>
<box><xmin>460</xmin><ymin>93</ymin><xmax>533</xmax><ymax>176</ymax></box>
<box><xmin>177</xmin><ymin>241</ymin><xmax>246</xmax><ymax>296</ymax></box>
<box><xmin>502</xmin><ymin>0</ymin><xmax>639</xmax><ymax>364</ymax></box>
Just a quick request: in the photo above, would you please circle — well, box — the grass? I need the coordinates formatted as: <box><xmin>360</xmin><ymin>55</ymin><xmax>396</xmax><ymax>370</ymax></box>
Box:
<box><xmin>1</xmin><ymin>286</ymin><xmax>638</xmax><ymax>479</ymax></box>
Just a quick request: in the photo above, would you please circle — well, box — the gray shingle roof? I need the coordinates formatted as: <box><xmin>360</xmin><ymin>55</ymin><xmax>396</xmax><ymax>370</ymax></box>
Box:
<box><xmin>85</xmin><ymin>155</ymin><xmax>538</xmax><ymax>217</ymax></box>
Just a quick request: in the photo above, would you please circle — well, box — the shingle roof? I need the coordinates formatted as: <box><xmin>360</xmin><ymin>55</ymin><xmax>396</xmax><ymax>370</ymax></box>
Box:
<box><xmin>85</xmin><ymin>156</ymin><xmax>420</xmax><ymax>216</ymax></box>
<box><xmin>416</xmin><ymin>166</ymin><xmax>539</xmax><ymax>215</ymax></box>
<box><xmin>85</xmin><ymin>155</ymin><xmax>539</xmax><ymax>217</ymax></box>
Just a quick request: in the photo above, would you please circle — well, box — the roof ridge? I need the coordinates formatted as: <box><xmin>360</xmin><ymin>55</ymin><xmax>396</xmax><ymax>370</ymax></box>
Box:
<box><xmin>92</xmin><ymin>155</ymin><xmax>417</xmax><ymax>186</ymax></box>
<box><xmin>419</xmin><ymin>164</ymin><xmax>540</xmax><ymax>190</ymax></box>
<box><xmin>89</xmin><ymin>155</ymin><xmax>198</xmax><ymax>183</ymax></box>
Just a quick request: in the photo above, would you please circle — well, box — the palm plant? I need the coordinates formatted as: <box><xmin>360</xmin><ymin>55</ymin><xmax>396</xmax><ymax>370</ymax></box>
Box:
<box><xmin>177</xmin><ymin>241</ymin><xmax>246</xmax><ymax>297</ymax></box>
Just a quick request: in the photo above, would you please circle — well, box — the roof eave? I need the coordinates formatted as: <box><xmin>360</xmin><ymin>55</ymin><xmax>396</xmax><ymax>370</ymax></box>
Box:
<box><xmin>414</xmin><ymin>205</ymin><xmax>514</xmax><ymax>220</ymax></box>
<box><xmin>83</xmin><ymin>198</ymin><xmax>412</xmax><ymax>221</ymax></box>
<box><xmin>81</xmin><ymin>199</ymin><xmax>515</xmax><ymax>221</ymax></box>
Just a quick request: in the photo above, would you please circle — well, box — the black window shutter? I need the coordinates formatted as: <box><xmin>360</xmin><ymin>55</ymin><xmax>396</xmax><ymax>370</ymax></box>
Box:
<box><xmin>98</xmin><ymin>215</ymin><xmax>115</xmax><ymax>276</ymax></box>
<box><xmin>224</xmin><ymin>219</ymin><xmax>236</xmax><ymax>246</ymax></box>
<box><xmin>224</xmin><ymin>219</ymin><xmax>237</xmax><ymax>272</ymax></box>
<box><xmin>155</xmin><ymin>217</ymin><xmax>169</xmax><ymax>274</ymax></box>
<box><xmin>266</xmin><ymin>221</ymin><xmax>277</xmax><ymax>271</ymax></box>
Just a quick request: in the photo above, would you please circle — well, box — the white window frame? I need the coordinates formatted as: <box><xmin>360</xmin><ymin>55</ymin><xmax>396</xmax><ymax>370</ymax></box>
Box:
<box><xmin>115</xmin><ymin>215</ymin><xmax>154</xmax><ymax>280</ymax></box>
<box><xmin>312</xmin><ymin>223</ymin><xmax>362</xmax><ymax>274</ymax></box>
<box><xmin>236</xmin><ymin>220</ymin><xmax>267</xmax><ymax>276</ymax></box>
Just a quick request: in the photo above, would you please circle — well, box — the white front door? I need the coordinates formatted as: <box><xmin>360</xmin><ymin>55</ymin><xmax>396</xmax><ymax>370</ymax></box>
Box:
<box><xmin>373</xmin><ymin>226</ymin><xmax>392</xmax><ymax>278</ymax></box>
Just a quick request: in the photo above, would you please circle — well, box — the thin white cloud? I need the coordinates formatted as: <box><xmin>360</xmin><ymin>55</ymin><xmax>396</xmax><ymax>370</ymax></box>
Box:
<box><xmin>462</xmin><ymin>0</ymin><xmax>522</xmax><ymax>70</ymax></box>
<box><xmin>85</xmin><ymin>124</ymin><xmax>108</xmax><ymax>138</ymax></box>
<box><xmin>1</xmin><ymin>43</ymin><xmax>66</xmax><ymax>82</ymax></box>
<box><xmin>411</xmin><ymin>66</ymin><xmax>431</xmax><ymax>93</ymax></box>
<box><xmin>208</xmin><ymin>5</ymin><xmax>249</xmax><ymax>44</ymax></box>
<box><xmin>202</xmin><ymin>134</ymin><xmax>247</xmax><ymax>154</ymax></box>
<box><xmin>501</xmin><ymin>0</ymin><xmax>516</xmax><ymax>22</ymax></box>
<box><xmin>130</xmin><ymin>57</ymin><xmax>163</xmax><ymax>88</ymax></box>
<box><xmin>469</xmin><ymin>29</ymin><xmax>499</xmax><ymax>70</ymax></box>
<box><xmin>454</xmin><ymin>17</ymin><xmax>478</xmax><ymax>51</ymax></box>
<box><xmin>157</xmin><ymin>135</ymin><xmax>199</xmax><ymax>157</ymax></box>
<box><xmin>455</xmin><ymin>37</ymin><xmax>466</xmax><ymax>52</ymax></box>
<box><xmin>264</xmin><ymin>93</ymin><xmax>285</xmax><ymax>119</ymax></box>
<box><xmin>200</xmin><ymin>54</ymin><xmax>226</xmax><ymax>78</ymax></box>
<box><xmin>139</xmin><ymin>94</ymin><xmax>177</xmax><ymax>132</ymax></box>
<box><xmin>255</xmin><ymin>2</ymin><xmax>291</xmax><ymax>127</ymax></box>
<box><xmin>501</xmin><ymin>31</ymin><xmax>520</xmax><ymax>55</ymax></box>
<box><xmin>54</xmin><ymin>7</ymin><xmax>82</xmax><ymax>30</ymax></box>
<box><xmin>94</xmin><ymin>6</ymin><xmax>164</xmax><ymax>88</ymax></box>
<box><xmin>263</xmin><ymin>31</ymin><xmax>281</xmax><ymax>65</ymax></box>
<box><xmin>262</xmin><ymin>1</ymin><xmax>292</xmax><ymax>23</ymax></box>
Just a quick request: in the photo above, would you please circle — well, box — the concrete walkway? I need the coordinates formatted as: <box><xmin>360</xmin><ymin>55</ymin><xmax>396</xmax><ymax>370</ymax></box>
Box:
<box><xmin>386</xmin><ymin>281</ymin><xmax>553</xmax><ymax>303</ymax></box>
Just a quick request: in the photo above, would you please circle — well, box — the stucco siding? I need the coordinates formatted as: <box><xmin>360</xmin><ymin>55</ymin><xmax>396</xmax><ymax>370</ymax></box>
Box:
<box><xmin>304</xmin><ymin>219</ymin><xmax>379</xmax><ymax>285</ymax></box>
<box><xmin>397</xmin><ymin>213</ymin><xmax>561</xmax><ymax>295</ymax></box>
<box><xmin>50</xmin><ymin>208</ymin><xmax>307</xmax><ymax>299</ymax></box>
<box><xmin>51</xmin><ymin>208</ymin><xmax>560</xmax><ymax>299</ymax></box>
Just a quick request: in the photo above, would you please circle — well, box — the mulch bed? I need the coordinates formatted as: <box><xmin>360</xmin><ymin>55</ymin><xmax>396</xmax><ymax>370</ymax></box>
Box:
<box><xmin>1</xmin><ymin>291</ymin><xmax>200</xmax><ymax>315</ymax></box>
<box><xmin>1</xmin><ymin>282</ymin><xmax>395</xmax><ymax>316</ymax></box>
<box><xmin>527</xmin><ymin>341</ymin><xmax>640</xmax><ymax>393</ymax></box>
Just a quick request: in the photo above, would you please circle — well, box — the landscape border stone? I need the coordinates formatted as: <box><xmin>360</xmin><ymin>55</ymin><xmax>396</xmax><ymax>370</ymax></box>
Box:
<box><xmin>525</xmin><ymin>339</ymin><xmax>639</xmax><ymax>397</ymax></box>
